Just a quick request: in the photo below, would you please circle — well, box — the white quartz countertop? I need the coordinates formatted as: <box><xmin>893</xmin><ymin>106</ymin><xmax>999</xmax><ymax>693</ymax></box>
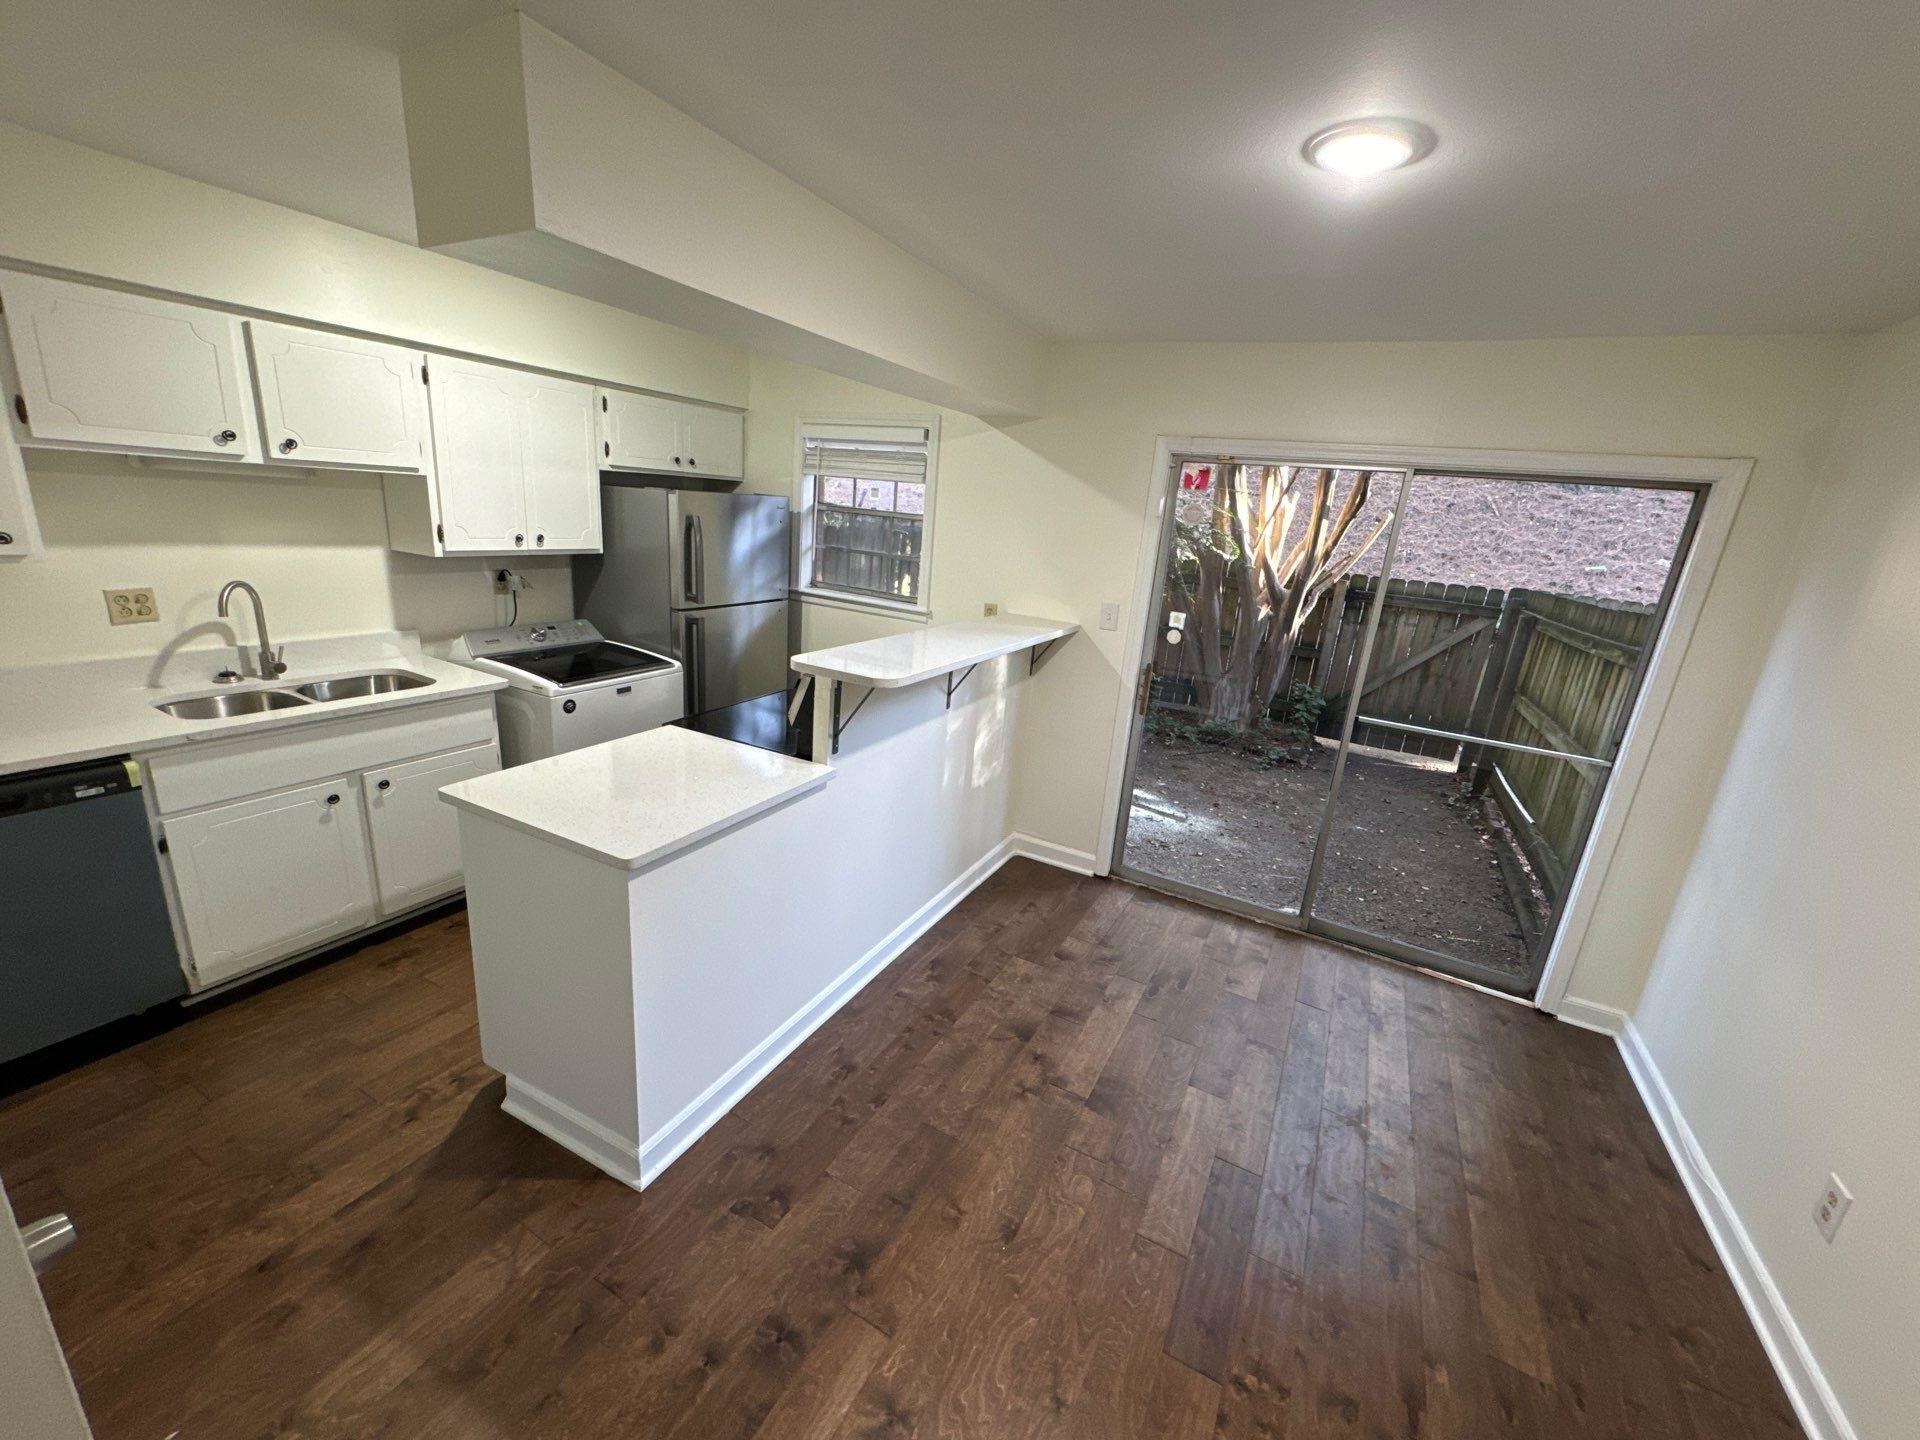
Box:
<box><xmin>0</xmin><ymin>633</ymin><xmax>506</xmax><ymax>780</ymax></box>
<box><xmin>790</xmin><ymin>616</ymin><xmax>1079</xmax><ymax>689</ymax></box>
<box><xmin>439</xmin><ymin>725</ymin><xmax>834</xmax><ymax>871</ymax></box>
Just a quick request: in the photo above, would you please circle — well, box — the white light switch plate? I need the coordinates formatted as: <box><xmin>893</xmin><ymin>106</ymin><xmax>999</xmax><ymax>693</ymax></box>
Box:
<box><xmin>1099</xmin><ymin>602</ymin><xmax>1121</xmax><ymax>631</ymax></box>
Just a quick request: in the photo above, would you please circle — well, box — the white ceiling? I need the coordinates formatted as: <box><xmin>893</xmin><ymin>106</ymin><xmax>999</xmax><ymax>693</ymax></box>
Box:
<box><xmin>6</xmin><ymin>0</ymin><xmax>1920</xmax><ymax>342</ymax></box>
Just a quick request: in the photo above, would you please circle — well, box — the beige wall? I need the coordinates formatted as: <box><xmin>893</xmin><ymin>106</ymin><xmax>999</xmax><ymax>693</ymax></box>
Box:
<box><xmin>1004</xmin><ymin>339</ymin><xmax>1857</xmax><ymax>1010</ymax></box>
<box><xmin>744</xmin><ymin>336</ymin><xmax>1860</xmax><ymax>1013</ymax></box>
<box><xmin>0</xmin><ymin>122</ymin><xmax>747</xmax><ymax>408</ymax></box>
<box><xmin>0</xmin><ymin>452</ymin><xmax>573</xmax><ymax>667</ymax></box>
<box><xmin>1630</xmin><ymin>318</ymin><xmax>1920</xmax><ymax>1439</ymax></box>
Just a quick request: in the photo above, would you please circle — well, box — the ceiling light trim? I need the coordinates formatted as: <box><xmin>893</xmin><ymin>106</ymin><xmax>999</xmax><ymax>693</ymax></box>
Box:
<box><xmin>1303</xmin><ymin>117</ymin><xmax>1438</xmax><ymax>175</ymax></box>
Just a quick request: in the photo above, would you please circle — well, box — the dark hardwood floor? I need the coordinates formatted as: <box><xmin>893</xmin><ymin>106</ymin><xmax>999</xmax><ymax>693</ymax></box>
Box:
<box><xmin>0</xmin><ymin>860</ymin><xmax>1801</xmax><ymax>1439</ymax></box>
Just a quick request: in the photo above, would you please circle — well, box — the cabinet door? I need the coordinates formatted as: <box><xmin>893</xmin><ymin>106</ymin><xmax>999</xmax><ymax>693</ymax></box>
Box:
<box><xmin>0</xmin><ymin>427</ymin><xmax>42</xmax><ymax>562</ymax></box>
<box><xmin>427</xmin><ymin>355</ymin><xmax>528</xmax><ymax>553</ymax></box>
<box><xmin>247</xmin><ymin>321</ymin><xmax>429</xmax><ymax>471</ymax></box>
<box><xmin>600</xmin><ymin>389</ymin><xmax>682</xmax><ymax>471</ymax></box>
<box><xmin>524</xmin><ymin>376</ymin><xmax>600</xmax><ymax>553</ymax></box>
<box><xmin>0</xmin><ymin>273</ymin><xmax>260</xmax><ymax>460</ymax></box>
<box><xmin>681</xmin><ymin>405</ymin><xmax>745</xmax><ymax>480</ymax></box>
<box><xmin>161</xmin><ymin>778</ymin><xmax>376</xmax><ymax>988</ymax></box>
<box><xmin>363</xmin><ymin>742</ymin><xmax>500</xmax><ymax>916</ymax></box>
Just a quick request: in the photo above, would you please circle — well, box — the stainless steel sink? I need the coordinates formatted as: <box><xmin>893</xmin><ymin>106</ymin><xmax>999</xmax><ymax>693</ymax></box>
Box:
<box><xmin>155</xmin><ymin>689</ymin><xmax>314</xmax><ymax>719</ymax></box>
<box><xmin>292</xmin><ymin>671</ymin><xmax>433</xmax><ymax>701</ymax></box>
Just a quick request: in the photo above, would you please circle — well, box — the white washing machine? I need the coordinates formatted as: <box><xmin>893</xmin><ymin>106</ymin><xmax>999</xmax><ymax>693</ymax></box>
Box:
<box><xmin>447</xmin><ymin>620</ymin><xmax>684</xmax><ymax>767</ymax></box>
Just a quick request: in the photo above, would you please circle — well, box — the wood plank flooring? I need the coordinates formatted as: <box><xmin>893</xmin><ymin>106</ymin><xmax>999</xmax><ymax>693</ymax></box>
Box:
<box><xmin>0</xmin><ymin>861</ymin><xmax>1802</xmax><ymax>1438</ymax></box>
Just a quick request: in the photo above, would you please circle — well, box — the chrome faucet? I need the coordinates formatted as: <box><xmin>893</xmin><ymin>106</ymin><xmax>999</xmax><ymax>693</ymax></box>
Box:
<box><xmin>217</xmin><ymin>580</ymin><xmax>286</xmax><ymax>679</ymax></box>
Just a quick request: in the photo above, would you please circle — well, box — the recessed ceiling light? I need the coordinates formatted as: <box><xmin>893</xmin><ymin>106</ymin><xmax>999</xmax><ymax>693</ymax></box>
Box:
<box><xmin>1304</xmin><ymin>118</ymin><xmax>1436</xmax><ymax>176</ymax></box>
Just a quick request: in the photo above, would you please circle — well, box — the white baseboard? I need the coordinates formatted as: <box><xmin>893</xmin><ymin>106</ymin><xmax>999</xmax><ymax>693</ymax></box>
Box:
<box><xmin>626</xmin><ymin>836</ymin><xmax>1021</xmax><ymax>1186</ymax></box>
<box><xmin>502</xmin><ymin>1076</ymin><xmax>644</xmax><ymax>1189</ymax></box>
<box><xmin>1008</xmin><ymin>832</ymin><xmax>1100</xmax><ymax>875</ymax></box>
<box><xmin>1617</xmin><ymin>1023</ymin><xmax>1856</xmax><ymax>1440</ymax></box>
<box><xmin>1552</xmin><ymin>996</ymin><xmax>1630</xmax><ymax>1036</ymax></box>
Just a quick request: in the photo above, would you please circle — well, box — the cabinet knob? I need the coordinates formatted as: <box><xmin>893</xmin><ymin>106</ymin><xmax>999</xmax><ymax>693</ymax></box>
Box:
<box><xmin>376</xmin><ymin>778</ymin><xmax>391</xmax><ymax>792</ymax></box>
<box><xmin>514</xmin><ymin>533</ymin><xmax>525</xmax><ymax>546</ymax></box>
<box><xmin>535</xmin><ymin>533</ymin><xmax>546</xmax><ymax>547</ymax></box>
<box><xmin>673</xmin><ymin>456</ymin><xmax>683</xmax><ymax>465</ymax></box>
<box><xmin>688</xmin><ymin>457</ymin><xmax>697</xmax><ymax>467</ymax></box>
<box><xmin>278</xmin><ymin>437</ymin><xmax>299</xmax><ymax>454</ymax></box>
<box><xmin>0</xmin><ymin>533</ymin><xmax>12</xmax><ymax>546</ymax></box>
<box><xmin>212</xmin><ymin>429</ymin><xmax>238</xmax><ymax>446</ymax></box>
<box><xmin>325</xmin><ymin>793</ymin><xmax>341</xmax><ymax>806</ymax></box>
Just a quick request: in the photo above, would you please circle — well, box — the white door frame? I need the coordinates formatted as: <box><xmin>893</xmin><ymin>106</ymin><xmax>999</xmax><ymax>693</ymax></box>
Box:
<box><xmin>1094</xmin><ymin>436</ymin><xmax>1753</xmax><ymax>1015</ymax></box>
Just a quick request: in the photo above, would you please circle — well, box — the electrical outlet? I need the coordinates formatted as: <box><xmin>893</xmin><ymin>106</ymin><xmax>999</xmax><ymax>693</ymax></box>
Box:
<box><xmin>104</xmin><ymin>587</ymin><xmax>158</xmax><ymax>626</ymax></box>
<box><xmin>1814</xmin><ymin>1173</ymin><xmax>1853</xmax><ymax>1242</ymax></box>
<box><xmin>1099</xmin><ymin>602</ymin><xmax>1121</xmax><ymax>631</ymax></box>
<box><xmin>983</xmin><ymin>602</ymin><xmax>999</xmax><ymax>617</ymax></box>
<box><xmin>494</xmin><ymin>569</ymin><xmax>512</xmax><ymax>596</ymax></box>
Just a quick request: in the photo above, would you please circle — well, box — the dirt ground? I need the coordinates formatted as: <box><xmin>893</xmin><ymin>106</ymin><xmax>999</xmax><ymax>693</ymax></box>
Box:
<box><xmin>1123</xmin><ymin>732</ymin><xmax>1539</xmax><ymax>982</ymax></box>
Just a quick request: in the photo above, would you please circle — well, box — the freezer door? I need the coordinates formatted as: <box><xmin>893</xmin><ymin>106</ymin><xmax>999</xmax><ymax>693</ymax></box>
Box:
<box><xmin>667</xmin><ymin>492</ymin><xmax>790</xmax><ymax>608</ymax></box>
<box><xmin>679</xmin><ymin>599</ymin><xmax>789</xmax><ymax>715</ymax></box>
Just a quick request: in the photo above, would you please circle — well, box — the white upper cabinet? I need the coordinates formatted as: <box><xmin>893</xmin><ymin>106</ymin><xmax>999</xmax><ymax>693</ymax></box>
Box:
<box><xmin>429</xmin><ymin>356</ymin><xmax>530</xmax><ymax>554</ymax></box>
<box><xmin>0</xmin><ymin>427</ymin><xmax>43</xmax><ymax>562</ymax></box>
<box><xmin>682</xmin><ymin>403</ymin><xmax>746</xmax><ymax>480</ymax></box>
<box><xmin>417</xmin><ymin>355</ymin><xmax>600</xmax><ymax>556</ymax></box>
<box><xmin>0</xmin><ymin>272</ymin><xmax>261</xmax><ymax>461</ymax></box>
<box><xmin>523</xmin><ymin>378</ymin><xmax>601</xmax><ymax>552</ymax></box>
<box><xmin>599</xmin><ymin>388</ymin><xmax>744</xmax><ymax>481</ymax></box>
<box><xmin>246</xmin><ymin>321</ymin><xmax>429</xmax><ymax>471</ymax></box>
<box><xmin>600</xmin><ymin>389</ymin><xmax>681</xmax><ymax>471</ymax></box>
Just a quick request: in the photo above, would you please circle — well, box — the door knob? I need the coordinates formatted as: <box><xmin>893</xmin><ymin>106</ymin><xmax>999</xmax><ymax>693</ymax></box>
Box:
<box><xmin>21</xmin><ymin>1214</ymin><xmax>75</xmax><ymax>1276</ymax></box>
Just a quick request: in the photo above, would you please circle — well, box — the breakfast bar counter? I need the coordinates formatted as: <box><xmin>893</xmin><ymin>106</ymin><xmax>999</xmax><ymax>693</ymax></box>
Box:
<box><xmin>442</xmin><ymin>617</ymin><xmax>1079</xmax><ymax>1190</ymax></box>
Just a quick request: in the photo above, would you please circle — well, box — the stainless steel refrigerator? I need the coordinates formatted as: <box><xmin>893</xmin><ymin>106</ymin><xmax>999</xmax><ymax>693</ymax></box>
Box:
<box><xmin>574</xmin><ymin>485</ymin><xmax>795</xmax><ymax>751</ymax></box>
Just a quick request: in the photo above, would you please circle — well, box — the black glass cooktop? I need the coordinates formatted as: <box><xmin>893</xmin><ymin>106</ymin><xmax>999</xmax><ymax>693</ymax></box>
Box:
<box><xmin>500</xmin><ymin>641</ymin><xmax>674</xmax><ymax>685</ymax></box>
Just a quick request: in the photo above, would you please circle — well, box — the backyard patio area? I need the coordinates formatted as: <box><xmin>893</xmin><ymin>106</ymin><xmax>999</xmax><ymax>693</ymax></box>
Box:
<box><xmin>1125</xmin><ymin>729</ymin><xmax>1545</xmax><ymax>981</ymax></box>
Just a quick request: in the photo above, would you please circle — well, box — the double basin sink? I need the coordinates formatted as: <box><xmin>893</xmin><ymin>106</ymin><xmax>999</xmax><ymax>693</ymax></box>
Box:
<box><xmin>155</xmin><ymin>670</ymin><xmax>433</xmax><ymax>719</ymax></box>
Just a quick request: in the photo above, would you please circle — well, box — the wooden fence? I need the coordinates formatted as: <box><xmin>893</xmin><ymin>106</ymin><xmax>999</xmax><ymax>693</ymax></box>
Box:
<box><xmin>1148</xmin><ymin>574</ymin><xmax>1655</xmax><ymax>904</ymax></box>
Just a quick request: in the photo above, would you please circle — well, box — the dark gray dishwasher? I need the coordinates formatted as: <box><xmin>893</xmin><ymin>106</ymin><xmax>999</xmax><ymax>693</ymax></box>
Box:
<box><xmin>0</xmin><ymin>757</ymin><xmax>185</xmax><ymax>1063</ymax></box>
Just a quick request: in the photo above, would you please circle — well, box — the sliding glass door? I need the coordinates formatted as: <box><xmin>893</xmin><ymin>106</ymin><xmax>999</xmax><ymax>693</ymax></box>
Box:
<box><xmin>1116</xmin><ymin>457</ymin><xmax>1702</xmax><ymax>995</ymax></box>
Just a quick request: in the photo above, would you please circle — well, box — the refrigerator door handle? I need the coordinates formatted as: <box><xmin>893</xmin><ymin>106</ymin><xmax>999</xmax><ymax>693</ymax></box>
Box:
<box><xmin>685</xmin><ymin>614</ymin><xmax>706</xmax><ymax>714</ymax></box>
<box><xmin>684</xmin><ymin>514</ymin><xmax>705</xmax><ymax>604</ymax></box>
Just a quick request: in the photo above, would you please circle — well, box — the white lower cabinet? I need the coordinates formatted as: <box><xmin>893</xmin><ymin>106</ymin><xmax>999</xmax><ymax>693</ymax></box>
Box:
<box><xmin>363</xmin><ymin>742</ymin><xmax>500</xmax><ymax>916</ymax></box>
<box><xmin>161</xmin><ymin>776</ymin><xmax>378</xmax><ymax>989</ymax></box>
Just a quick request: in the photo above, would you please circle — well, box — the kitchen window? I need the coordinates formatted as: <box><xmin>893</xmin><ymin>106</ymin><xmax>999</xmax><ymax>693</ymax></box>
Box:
<box><xmin>795</xmin><ymin>420</ymin><xmax>938</xmax><ymax>614</ymax></box>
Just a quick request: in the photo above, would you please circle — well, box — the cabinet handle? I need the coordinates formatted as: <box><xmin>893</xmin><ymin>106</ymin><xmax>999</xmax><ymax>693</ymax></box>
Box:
<box><xmin>688</xmin><ymin>457</ymin><xmax>697</xmax><ymax>467</ymax></box>
<box><xmin>514</xmin><ymin>533</ymin><xmax>525</xmax><ymax>547</ymax></box>
<box><xmin>0</xmin><ymin>533</ymin><xmax>12</xmax><ymax>546</ymax></box>
<box><xmin>325</xmin><ymin>793</ymin><xmax>341</xmax><ymax>806</ymax></box>
<box><xmin>278</xmin><ymin>437</ymin><xmax>299</xmax><ymax>454</ymax></box>
<box><xmin>212</xmin><ymin>429</ymin><xmax>238</xmax><ymax>446</ymax></box>
<box><xmin>536</xmin><ymin>533</ymin><xmax>546</xmax><ymax>547</ymax></box>
<box><xmin>376</xmin><ymin>779</ymin><xmax>391</xmax><ymax>792</ymax></box>
<box><xmin>673</xmin><ymin>456</ymin><xmax>683</xmax><ymax>465</ymax></box>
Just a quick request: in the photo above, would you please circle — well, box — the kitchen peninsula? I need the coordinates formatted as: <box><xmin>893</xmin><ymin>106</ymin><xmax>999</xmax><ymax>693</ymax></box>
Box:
<box><xmin>441</xmin><ymin>616</ymin><xmax>1078</xmax><ymax>1187</ymax></box>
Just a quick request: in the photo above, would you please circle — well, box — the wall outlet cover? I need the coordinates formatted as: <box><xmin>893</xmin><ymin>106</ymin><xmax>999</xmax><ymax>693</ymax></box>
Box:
<box><xmin>104</xmin><ymin>587</ymin><xmax>158</xmax><ymax>625</ymax></box>
<box><xmin>1814</xmin><ymin>1173</ymin><xmax>1853</xmax><ymax>1243</ymax></box>
<box><xmin>983</xmin><ymin>602</ymin><xmax>999</xmax><ymax>617</ymax></box>
<box><xmin>1099</xmin><ymin>602</ymin><xmax>1121</xmax><ymax>631</ymax></box>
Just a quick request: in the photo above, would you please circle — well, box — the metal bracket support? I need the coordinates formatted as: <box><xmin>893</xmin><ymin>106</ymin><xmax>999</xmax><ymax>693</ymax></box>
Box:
<box><xmin>944</xmin><ymin>663</ymin><xmax>979</xmax><ymax>709</ymax></box>
<box><xmin>830</xmin><ymin>679</ymin><xmax>874</xmax><ymax>754</ymax></box>
<box><xmin>1028</xmin><ymin>638</ymin><xmax>1064</xmax><ymax>674</ymax></box>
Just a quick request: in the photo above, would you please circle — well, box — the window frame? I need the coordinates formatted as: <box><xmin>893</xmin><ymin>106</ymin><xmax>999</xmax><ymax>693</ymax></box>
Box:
<box><xmin>792</xmin><ymin>415</ymin><xmax>940</xmax><ymax>619</ymax></box>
